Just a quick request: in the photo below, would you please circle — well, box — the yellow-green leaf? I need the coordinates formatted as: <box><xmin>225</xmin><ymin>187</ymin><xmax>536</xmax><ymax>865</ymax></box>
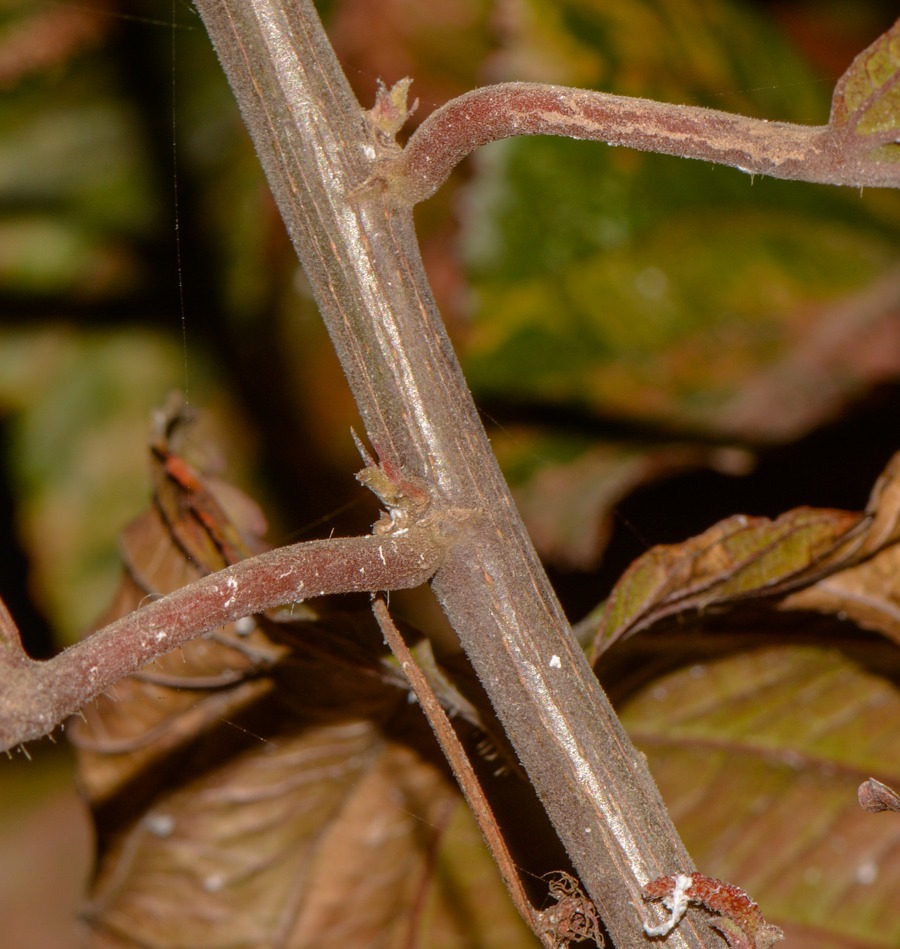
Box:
<box><xmin>620</xmin><ymin>644</ymin><xmax>900</xmax><ymax>946</ymax></box>
<box><xmin>831</xmin><ymin>17</ymin><xmax>900</xmax><ymax>137</ymax></box>
<box><xmin>591</xmin><ymin>451</ymin><xmax>900</xmax><ymax>658</ymax></box>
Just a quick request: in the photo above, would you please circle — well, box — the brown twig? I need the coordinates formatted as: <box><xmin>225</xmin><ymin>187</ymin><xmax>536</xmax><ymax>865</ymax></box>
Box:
<box><xmin>371</xmin><ymin>595</ymin><xmax>544</xmax><ymax>939</ymax></box>
<box><xmin>372</xmin><ymin>596</ymin><xmax>606</xmax><ymax>949</ymax></box>
<box><xmin>377</xmin><ymin>82</ymin><xmax>899</xmax><ymax>207</ymax></box>
<box><xmin>0</xmin><ymin>528</ymin><xmax>446</xmax><ymax>752</ymax></box>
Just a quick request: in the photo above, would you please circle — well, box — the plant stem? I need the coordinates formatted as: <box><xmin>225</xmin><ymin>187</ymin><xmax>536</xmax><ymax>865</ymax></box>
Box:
<box><xmin>379</xmin><ymin>83</ymin><xmax>900</xmax><ymax>206</ymax></box>
<box><xmin>191</xmin><ymin>1</ymin><xmax>719</xmax><ymax>946</ymax></box>
<box><xmin>0</xmin><ymin>529</ymin><xmax>443</xmax><ymax>751</ymax></box>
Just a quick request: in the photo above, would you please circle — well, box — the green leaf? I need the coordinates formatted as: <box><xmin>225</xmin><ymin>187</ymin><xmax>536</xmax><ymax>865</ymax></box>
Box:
<box><xmin>462</xmin><ymin>0</ymin><xmax>900</xmax><ymax>444</ymax></box>
<box><xmin>831</xmin><ymin>17</ymin><xmax>900</xmax><ymax>138</ymax></box>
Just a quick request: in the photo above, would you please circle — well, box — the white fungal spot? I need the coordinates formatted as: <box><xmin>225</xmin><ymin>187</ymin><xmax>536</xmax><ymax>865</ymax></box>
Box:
<box><xmin>143</xmin><ymin>813</ymin><xmax>176</xmax><ymax>837</ymax></box>
<box><xmin>633</xmin><ymin>266</ymin><xmax>668</xmax><ymax>301</ymax></box>
<box><xmin>223</xmin><ymin>575</ymin><xmax>238</xmax><ymax>608</ymax></box>
<box><xmin>203</xmin><ymin>874</ymin><xmax>226</xmax><ymax>893</ymax></box>
<box><xmin>857</xmin><ymin>860</ymin><xmax>878</xmax><ymax>885</ymax></box>
<box><xmin>644</xmin><ymin>873</ymin><xmax>692</xmax><ymax>937</ymax></box>
<box><xmin>549</xmin><ymin>655</ymin><xmax>562</xmax><ymax>669</ymax></box>
<box><xmin>362</xmin><ymin>144</ymin><xmax>376</xmax><ymax>160</ymax></box>
<box><xmin>154</xmin><ymin>630</ymin><xmax>168</xmax><ymax>642</ymax></box>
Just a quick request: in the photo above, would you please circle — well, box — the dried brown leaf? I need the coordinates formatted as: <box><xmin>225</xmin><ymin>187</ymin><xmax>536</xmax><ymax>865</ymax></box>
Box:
<box><xmin>620</xmin><ymin>643</ymin><xmax>900</xmax><ymax>946</ymax></box>
<box><xmin>781</xmin><ymin>544</ymin><xmax>900</xmax><ymax>647</ymax></box>
<box><xmin>82</xmin><ymin>708</ymin><xmax>458</xmax><ymax>949</ymax></box>
<box><xmin>590</xmin><ymin>451</ymin><xmax>900</xmax><ymax>660</ymax></box>
<box><xmin>779</xmin><ymin>452</ymin><xmax>900</xmax><ymax>643</ymax></box>
<box><xmin>72</xmin><ymin>422</ymin><xmax>291</xmax><ymax>804</ymax></box>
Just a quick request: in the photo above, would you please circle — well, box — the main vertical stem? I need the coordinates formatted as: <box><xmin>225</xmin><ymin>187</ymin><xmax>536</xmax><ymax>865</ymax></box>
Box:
<box><xmin>191</xmin><ymin>2</ymin><xmax>718</xmax><ymax>946</ymax></box>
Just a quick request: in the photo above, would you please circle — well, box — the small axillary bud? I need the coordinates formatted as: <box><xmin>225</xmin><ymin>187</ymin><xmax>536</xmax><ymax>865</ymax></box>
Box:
<box><xmin>365</xmin><ymin>77</ymin><xmax>418</xmax><ymax>153</ymax></box>
<box><xmin>353</xmin><ymin>430</ymin><xmax>430</xmax><ymax>534</ymax></box>
<box><xmin>354</xmin><ymin>78</ymin><xmax>424</xmax><ymax>205</ymax></box>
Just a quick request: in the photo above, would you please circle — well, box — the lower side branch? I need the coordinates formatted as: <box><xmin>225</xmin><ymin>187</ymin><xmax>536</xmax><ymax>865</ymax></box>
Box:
<box><xmin>0</xmin><ymin>527</ymin><xmax>445</xmax><ymax>752</ymax></box>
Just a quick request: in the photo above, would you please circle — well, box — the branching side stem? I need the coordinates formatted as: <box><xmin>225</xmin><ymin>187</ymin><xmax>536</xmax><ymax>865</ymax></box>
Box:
<box><xmin>381</xmin><ymin>82</ymin><xmax>900</xmax><ymax>206</ymax></box>
<box><xmin>0</xmin><ymin>528</ymin><xmax>444</xmax><ymax>750</ymax></box>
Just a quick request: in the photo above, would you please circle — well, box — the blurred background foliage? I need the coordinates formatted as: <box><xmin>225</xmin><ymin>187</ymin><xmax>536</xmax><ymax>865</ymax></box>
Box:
<box><xmin>3</xmin><ymin>1</ymin><xmax>900</xmax><ymax>947</ymax></box>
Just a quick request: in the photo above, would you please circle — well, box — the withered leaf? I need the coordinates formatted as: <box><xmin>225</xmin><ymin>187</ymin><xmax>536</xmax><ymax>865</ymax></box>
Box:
<box><xmin>780</xmin><ymin>454</ymin><xmax>900</xmax><ymax>645</ymax></box>
<box><xmin>620</xmin><ymin>642</ymin><xmax>900</xmax><ymax>947</ymax></box>
<box><xmin>589</xmin><ymin>451</ymin><xmax>900</xmax><ymax>660</ymax></box>
<box><xmin>859</xmin><ymin>777</ymin><xmax>900</xmax><ymax>813</ymax></box>
<box><xmin>781</xmin><ymin>543</ymin><xmax>900</xmax><ymax>647</ymax></box>
<box><xmin>72</xmin><ymin>421</ymin><xmax>292</xmax><ymax>805</ymax></box>
<box><xmin>81</xmin><ymin>696</ymin><xmax>487</xmax><ymax>949</ymax></box>
<box><xmin>590</xmin><ymin>452</ymin><xmax>900</xmax><ymax>945</ymax></box>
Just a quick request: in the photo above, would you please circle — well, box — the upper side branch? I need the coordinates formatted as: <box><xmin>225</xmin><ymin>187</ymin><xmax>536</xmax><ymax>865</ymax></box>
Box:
<box><xmin>377</xmin><ymin>82</ymin><xmax>900</xmax><ymax>206</ymax></box>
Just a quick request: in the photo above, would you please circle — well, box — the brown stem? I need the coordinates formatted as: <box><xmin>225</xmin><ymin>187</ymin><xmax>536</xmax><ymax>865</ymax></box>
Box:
<box><xmin>380</xmin><ymin>82</ymin><xmax>900</xmax><ymax>206</ymax></box>
<box><xmin>191</xmin><ymin>2</ymin><xmax>721</xmax><ymax>946</ymax></box>
<box><xmin>0</xmin><ymin>528</ymin><xmax>445</xmax><ymax>752</ymax></box>
<box><xmin>374</xmin><ymin>597</ymin><xmax>607</xmax><ymax>949</ymax></box>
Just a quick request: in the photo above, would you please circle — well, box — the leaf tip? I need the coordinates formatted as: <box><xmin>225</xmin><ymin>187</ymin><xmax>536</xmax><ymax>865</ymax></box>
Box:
<box><xmin>858</xmin><ymin>777</ymin><xmax>900</xmax><ymax>812</ymax></box>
